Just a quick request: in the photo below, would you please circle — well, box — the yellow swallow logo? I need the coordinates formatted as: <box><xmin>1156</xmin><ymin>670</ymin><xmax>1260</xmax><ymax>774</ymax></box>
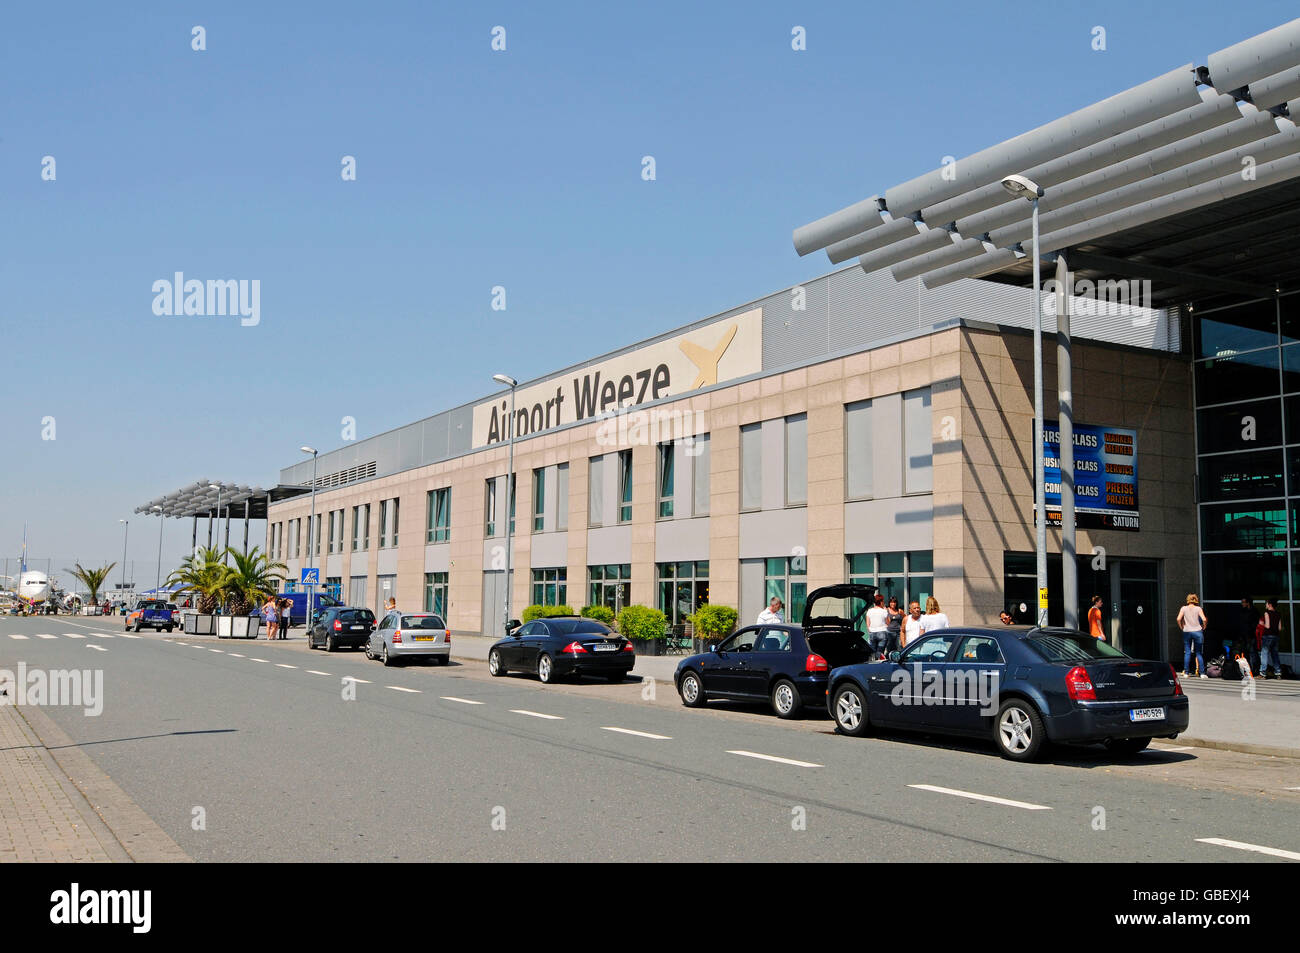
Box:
<box><xmin>680</xmin><ymin>323</ymin><xmax>738</xmax><ymax>389</ymax></box>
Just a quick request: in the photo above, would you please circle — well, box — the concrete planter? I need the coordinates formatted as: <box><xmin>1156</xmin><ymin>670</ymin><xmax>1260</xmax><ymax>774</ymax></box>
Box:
<box><xmin>185</xmin><ymin>613</ymin><xmax>216</xmax><ymax>635</ymax></box>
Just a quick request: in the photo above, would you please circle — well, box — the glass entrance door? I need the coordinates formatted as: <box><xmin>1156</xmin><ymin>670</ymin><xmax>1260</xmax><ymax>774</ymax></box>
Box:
<box><xmin>1115</xmin><ymin>560</ymin><xmax>1161</xmax><ymax>661</ymax></box>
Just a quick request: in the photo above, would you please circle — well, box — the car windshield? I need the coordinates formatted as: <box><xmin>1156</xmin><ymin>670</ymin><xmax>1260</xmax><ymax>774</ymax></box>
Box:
<box><xmin>1027</xmin><ymin>633</ymin><xmax>1130</xmax><ymax>662</ymax></box>
<box><xmin>546</xmin><ymin>619</ymin><xmax>610</xmax><ymax>636</ymax></box>
<box><xmin>338</xmin><ymin>610</ymin><xmax>375</xmax><ymax>623</ymax></box>
<box><xmin>400</xmin><ymin>615</ymin><xmax>444</xmax><ymax>629</ymax></box>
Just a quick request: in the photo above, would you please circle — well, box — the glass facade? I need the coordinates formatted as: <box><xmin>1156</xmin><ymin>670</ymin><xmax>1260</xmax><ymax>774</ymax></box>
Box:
<box><xmin>588</xmin><ymin>564</ymin><xmax>631</xmax><ymax>612</ymax></box>
<box><xmin>847</xmin><ymin>551</ymin><xmax>934</xmax><ymax>612</ymax></box>
<box><xmin>1194</xmin><ymin>293</ymin><xmax>1300</xmax><ymax>659</ymax></box>
<box><xmin>423</xmin><ymin>572</ymin><xmax>448</xmax><ymax>616</ymax></box>
<box><xmin>764</xmin><ymin>557</ymin><xmax>807</xmax><ymax>625</ymax></box>
<box><xmin>656</xmin><ymin>561</ymin><xmax>709</xmax><ymax>626</ymax></box>
<box><xmin>427</xmin><ymin>488</ymin><xmax>450</xmax><ymax>543</ymax></box>
<box><xmin>531</xmin><ymin>568</ymin><xmax>567</xmax><ymax>607</ymax></box>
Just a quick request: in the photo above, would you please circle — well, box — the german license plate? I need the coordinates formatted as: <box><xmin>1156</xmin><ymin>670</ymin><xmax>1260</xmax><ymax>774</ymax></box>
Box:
<box><xmin>1129</xmin><ymin>707</ymin><xmax>1165</xmax><ymax>722</ymax></box>
<box><xmin>413</xmin><ymin>635</ymin><xmax>435</xmax><ymax>642</ymax></box>
<box><xmin>593</xmin><ymin>644</ymin><xmax>618</xmax><ymax>652</ymax></box>
<box><xmin>349</xmin><ymin>625</ymin><xmax>363</xmax><ymax>630</ymax></box>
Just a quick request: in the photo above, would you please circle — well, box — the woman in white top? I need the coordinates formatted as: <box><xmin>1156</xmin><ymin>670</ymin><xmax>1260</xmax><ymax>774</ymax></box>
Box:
<box><xmin>919</xmin><ymin>597</ymin><xmax>950</xmax><ymax>634</ymax></box>
<box><xmin>1176</xmin><ymin>593</ymin><xmax>1208</xmax><ymax>678</ymax></box>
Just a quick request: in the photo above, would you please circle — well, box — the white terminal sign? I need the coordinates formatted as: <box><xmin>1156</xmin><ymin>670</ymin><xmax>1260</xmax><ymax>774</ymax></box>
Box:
<box><xmin>473</xmin><ymin>308</ymin><xmax>763</xmax><ymax>448</ymax></box>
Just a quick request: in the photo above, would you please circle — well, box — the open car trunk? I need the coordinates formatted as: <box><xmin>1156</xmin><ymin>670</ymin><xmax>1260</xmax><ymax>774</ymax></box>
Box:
<box><xmin>802</xmin><ymin>583</ymin><xmax>879</xmax><ymax>667</ymax></box>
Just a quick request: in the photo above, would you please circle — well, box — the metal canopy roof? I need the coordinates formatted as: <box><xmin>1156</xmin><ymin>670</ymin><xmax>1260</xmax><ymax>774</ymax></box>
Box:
<box><xmin>793</xmin><ymin>19</ymin><xmax>1300</xmax><ymax>308</ymax></box>
<box><xmin>135</xmin><ymin>481</ymin><xmax>310</xmax><ymax>520</ymax></box>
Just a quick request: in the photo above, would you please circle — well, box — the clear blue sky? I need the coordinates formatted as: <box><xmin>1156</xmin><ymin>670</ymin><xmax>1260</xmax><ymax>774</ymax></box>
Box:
<box><xmin>2</xmin><ymin>1</ymin><xmax>1294</xmax><ymax>582</ymax></box>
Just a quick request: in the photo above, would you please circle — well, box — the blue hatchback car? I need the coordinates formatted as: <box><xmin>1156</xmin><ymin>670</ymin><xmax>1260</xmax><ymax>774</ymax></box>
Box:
<box><xmin>826</xmin><ymin>625</ymin><xmax>1190</xmax><ymax>761</ymax></box>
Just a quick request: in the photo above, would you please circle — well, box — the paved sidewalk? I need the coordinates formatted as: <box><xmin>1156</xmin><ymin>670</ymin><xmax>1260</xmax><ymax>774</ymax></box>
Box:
<box><xmin>0</xmin><ymin>703</ymin><xmax>123</xmax><ymax>861</ymax></box>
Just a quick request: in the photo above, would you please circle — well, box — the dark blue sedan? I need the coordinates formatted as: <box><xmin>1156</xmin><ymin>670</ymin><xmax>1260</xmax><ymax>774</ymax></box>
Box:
<box><xmin>826</xmin><ymin>625</ymin><xmax>1190</xmax><ymax>761</ymax></box>
<box><xmin>675</xmin><ymin>583</ymin><xmax>878</xmax><ymax>719</ymax></box>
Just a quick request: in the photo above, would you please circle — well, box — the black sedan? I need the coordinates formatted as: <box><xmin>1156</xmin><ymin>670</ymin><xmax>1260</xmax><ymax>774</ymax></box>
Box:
<box><xmin>675</xmin><ymin>583</ymin><xmax>878</xmax><ymax>719</ymax></box>
<box><xmin>826</xmin><ymin>625</ymin><xmax>1190</xmax><ymax>761</ymax></box>
<box><xmin>488</xmin><ymin>617</ymin><xmax>634</xmax><ymax>684</ymax></box>
<box><xmin>307</xmin><ymin>606</ymin><xmax>377</xmax><ymax>652</ymax></box>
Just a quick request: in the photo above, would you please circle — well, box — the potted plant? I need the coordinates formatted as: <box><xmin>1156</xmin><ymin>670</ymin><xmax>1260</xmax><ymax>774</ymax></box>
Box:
<box><xmin>688</xmin><ymin>604</ymin><xmax>737</xmax><ymax>654</ymax></box>
<box><xmin>616</xmin><ymin>604</ymin><xmax>668</xmax><ymax>656</ymax></box>
<box><xmin>166</xmin><ymin>546</ymin><xmax>228</xmax><ymax>636</ymax></box>
<box><xmin>218</xmin><ymin>546</ymin><xmax>285</xmax><ymax>639</ymax></box>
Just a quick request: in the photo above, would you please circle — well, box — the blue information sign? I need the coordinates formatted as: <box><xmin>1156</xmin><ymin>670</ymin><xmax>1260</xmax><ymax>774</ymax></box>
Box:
<box><xmin>300</xmin><ymin>567</ymin><xmax>320</xmax><ymax>585</ymax></box>
<box><xmin>1036</xmin><ymin>420</ymin><xmax>1139</xmax><ymax>532</ymax></box>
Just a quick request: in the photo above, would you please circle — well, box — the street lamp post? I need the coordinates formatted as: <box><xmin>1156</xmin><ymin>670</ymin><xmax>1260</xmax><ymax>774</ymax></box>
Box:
<box><xmin>492</xmin><ymin>374</ymin><xmax>518</xmax><ymax>635</ymax></box>
<box><xmin>118</xmin><ymin>519</ymin><xmax>129</xmax><ymax>602</ymax></box>
<box><xmin>301</xmin><ymin>446</ymin><xmax>319</xmax><ymax>630</ymax></box>
<box><xmin>1001</xmin><ymin>174</ymin><xmax>1048</xmax><ymax>626</ymax></box>
<box><xmin>152</xmin><ymin>505</ymin><xmax>164</xmax><ymax>598</ymax></box>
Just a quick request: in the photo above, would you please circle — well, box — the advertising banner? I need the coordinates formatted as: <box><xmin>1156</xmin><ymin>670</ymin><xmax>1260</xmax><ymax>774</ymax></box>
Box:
<box><xmin>1035</xmin><ymin>420</ymin><xmax>1139</xmax><ymax>531</ymax></box>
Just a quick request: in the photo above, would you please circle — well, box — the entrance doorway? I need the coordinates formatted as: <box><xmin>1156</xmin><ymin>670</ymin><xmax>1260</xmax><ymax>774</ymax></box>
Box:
<box><xmin>1113</xmin><ymin>559</ymin><xmax>1161</xmax><ymax>661</ymax></box>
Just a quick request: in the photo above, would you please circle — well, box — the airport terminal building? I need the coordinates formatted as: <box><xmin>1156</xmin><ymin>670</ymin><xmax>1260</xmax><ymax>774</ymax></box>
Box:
<box><xmin>264</xmin><ymin>263</ymin><xmax>1227</xmax><ymax>665</ymax></box>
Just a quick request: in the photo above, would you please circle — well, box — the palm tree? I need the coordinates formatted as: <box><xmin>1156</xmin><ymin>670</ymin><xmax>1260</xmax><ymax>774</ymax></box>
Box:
<box><xmin>65</xmin><ymin>562</ymin><xmax>117</xmax><ymax>604</ymax></box>
<box><xmin>166</xmin><ymin>547</ymin><xmax>227</xmax><ymax>614</ymax></box>
<box><xmin>219</xmin><ymin>546</ymin><xmax>287</xmax><ymax>617</ymax></box>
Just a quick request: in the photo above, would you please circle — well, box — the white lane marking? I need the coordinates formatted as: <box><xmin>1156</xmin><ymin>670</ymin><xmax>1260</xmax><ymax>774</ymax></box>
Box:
<box><xmin>35</xmin><ymin>634</ymin><xmax>56</xmax><ymax>640</ymax></box>
<box><xmin>248</xmin><ymin>658</ymin><xmax>270</xmax><ymax>664</ymax></box>
<box><xmin>62</xmin><ymin>633</ymin><xmax>86</xmax><ymax>639</ymax></box>
<box><xmin>86</xmin><ymin>644</ymin><xmax>108</xmax><ymax>653</ymax></box>
<box><xmin>908</xmin><ymin>784</ymin><xmax>1051</xmax><ymax>811</ymax></box>
<box><xmin>209</xmin><ymin>649</ymin><xmax>225</xmax><ymax>653</ymax></box>
<box><xmin>228</xmin><ymin>653</ymin><xmax>245</xmax><ymax>658</ymax></box>
<box><xmin>341</xmin><ymin>676</ymin><xmax>371</xmax><ymax>683</ymax></box>
<box><xmin>440</xmin><ymin>696</ymin><xmax>484</xmax><ymax>705</ymax></box>
<box><xmin>8</xmin><ymin>634</ymin><xmax>29</xmax><ymax>640</ymax></box>
<box><xmin>276</xmin><ymin>664</ymin><xmax>297</xmax><ymax>669</ymax></box>
<box><xmin>305</xmin><ymin>670</ymin><xmax>332</xmax><ymax>676</ymax></box>
<box><xmin>602</xmin><ymin>726</ymin><xmax>671</xmax><ymax>740</ymax></box>
<box><xmin>1196</xmin><ymin>837</ymin><xmax>1300</xmax><ymax>861</ymax></box>
<box><xmin>727</xmin><ymin>750</ymin><xmax>822</xmax><ymax>768</ymax></box>
<box><xmin>91</xmin><ymin>633</ymin><xmax>114</xmax><ymax>639</ymax></box>
<box><xmin>510</xmin><ymin>709</ymin><xmax>562</xmax><ymax>720</ymax></box>
<box><xmin>118</xmin><ymin>633</ymin><xmax>141</xmax><ymax>639</ymax></box>
<box><xmin>388</xmin><ymin>686</ymin><xmax>421</xmax><ymax>694</ymax></box>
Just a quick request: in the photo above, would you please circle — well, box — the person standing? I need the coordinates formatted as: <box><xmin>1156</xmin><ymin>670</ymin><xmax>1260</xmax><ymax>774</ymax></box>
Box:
<box><xmin>902</xmin><ymin>601</ymin><xmax>923</xmax><ymax>647</ymax></box>
<box><xmin>885</xmin><ymin>597</ymin><xmax>904</xmax><ymax>655</ymax></box>
<box><xmin>1260</xmin><ymin>598</ymin><xmax>1284</xmax><ymax>679</ymax></box>
<box><xmin>919</xmin><ymin>597</ymin><xmax>949</xmax><ymax>634</ymax></box>
<box><xmin>756</xmin><ymin>596</ymin><xmax>783</xmax><ymax>626</ymax></box>
<box><xmin>1231</xmin><ymin>597</ymin><xmax>1256</xmax><ymax>672</ymax></box>
<box><xmin>263</xmin><ymin>597</ymin><xmax>278</xmax><ymax>640</ymax></box>
<box><xmin>279</xmin><ymin>598</ymin><xmax>291</xmax><ymax>640</ymax></box>
<box><xmin>1177</xmin><ymin>593</ymin><xmax>1207</xmax><ymax>679</ymax></box>
<box><xmin>866</xmin><ymin>593</ymin><xmax>890</xmax><ymax>659</ymax></box>
<box><xmin>1087</xmin><ymin>595</ymin><xmax>1105</xmax><ymax>640</ymax></box>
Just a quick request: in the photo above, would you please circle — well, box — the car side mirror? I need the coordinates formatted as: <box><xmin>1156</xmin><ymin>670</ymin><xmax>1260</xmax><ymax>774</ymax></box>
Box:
<box><xmin>888</xmin><ymin>651</ymin><xmax>901</xmax><ymax>663</ymax></box>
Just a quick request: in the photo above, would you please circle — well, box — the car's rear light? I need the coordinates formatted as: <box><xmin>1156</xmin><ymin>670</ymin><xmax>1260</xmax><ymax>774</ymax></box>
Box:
<box><xmin>561</xmin><ymin>641</ymin><xmax>588</xmax><ymax>655</ymax></box>
<box><xmin>333</xmin><ymin>621</ymin><xmax>342</xmax><ymax>631</ymax></box>
<box><xmin>1170</xmin><ymin>665</ymin><xmax>1183</xmax><ymax>696</ymax></box>
<box><xmin>445</xmin><ymin>630</ymin><xmax>451</xmax><ymax>643</ymax></box>
<box><xmin>623</xmin><ymin>641</ymin><xmax>634</xmax><ymax>652</ymax></box>
<box><xmin>805</xmin><ymin>653</ymin><xmax>829</xmax><ymax>673</ymax></box>
<box><xmin>1065</xmin><ymin>666</ymin><xmax>1096</xmax><ymax>701</ymax></box>
<box><xmin>393</xmin><ymin>630</ymin><xmax>402</xmax><ymax>644</ymax></box>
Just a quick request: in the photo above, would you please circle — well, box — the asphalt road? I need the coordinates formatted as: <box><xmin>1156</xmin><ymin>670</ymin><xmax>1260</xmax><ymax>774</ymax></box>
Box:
<box><xmin>3</xmin><ymin>614</ymin><xmax>1298</xmax><ymax>862</ymax></box>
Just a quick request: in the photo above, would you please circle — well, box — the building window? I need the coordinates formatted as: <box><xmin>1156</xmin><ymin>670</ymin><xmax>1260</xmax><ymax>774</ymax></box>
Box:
<box><xmin>656</xmin><ymin>561</ymin><xmax>709</xmax><ymax>626</ymax></box>
<box><xmin>764</xmin><ymin>556</ymin><xmax>807</xmax><ymax>624</ymax></box>
<box><xmin>786</xmin><ymin>413</ymin><xmax>807</xmax><ymax>506</ymax></box>
<box><xmin>313</xmin><ymin>514</ymin><xmax>321</xmax><ymax>556</ymax></box>
<box><xmin>531</xmin><ymin>568</ymin><xmax>567</xmax><ymax>607</ymax></box>
<box><xmin>427</xmin><ymin>488</ymin><xmax>450</xmax><ymax>543</ymax></box>
<box><xmin>325</xmin><ymin>576</ymin><xmax>342</xmax><ymax>601</ymax></box>
<box><xmin>741</xmin><ymin>423</ymin><xmax>762</xmax><ymax>511</ymax></box>
<box><xmin>845</xmin><ymin>399</ymin><xmax>873</xmax><ymax>500</ymax></box>
<box><xmin>589</xmin><ymin>455</ymin><xmax>605</xmax><ymax>527</ymax></box>
<box><xmin>350</xmin><ymin>504</ymin><xmax>368</xmax><ymax>552</ymax></box>
<box><xmin>379</xmin><ymin>498</ymin><xmax>399</xmax><ymax>549</ymax></box>
<box><xmin>328</xmin><ymin>509</ymin><xmax>343</xmax><ymax>554</ymax></box>
<box><xmin>377</xmin><ymin>574</ymin><xmax>396</xmax><ymax>610</ymax></box>
<box><xmin>556</xmin><ymin>463</ymin><xmax>569</xmax><ymax>531</ymax></box>
<box><xmin>903</xmin><ymin>388</ymin><xmax>933</xmax><ymax>493</ymax></box>
<box><xmin>617</xmin><ymin>450</ymin><xmax>633</xmax><ymax>523</ymax></box>
<box><xmin>424</xmin><ymin>572</ymin><xmax>448</xmax><ymax>616</ymax></box>
<box><xmin>349</xmin><ymin>575</ymin><xmax>367</xmax><ymax>608</ymax></box>
<box><xmin>657</xmin><ymin>443</ymin><xmax>675</xmax><ymax>519</ymax></box>
<box><xmin>693</xmin><ymin>433</ymin><xmax>711</xmax><ymax>516</ymax></box>
<box><xmin>288</xmin><ymin>519</ymin><xmax>299</xmax><ymax>559</ymax></box>
<box><xmin>533</xmin><ymin>468</ymin><xmax>546</xmax><ymax>532</ymax></box>
<box><xmin>485</xmin><ymin>479</ymin><xmax>497</xmax><ymax>537</ymax></box>
<box><xmin>847</xmin><ymin>551</ymin><xmax>934</xmax><ymax>613</ymax></box>
<box><xmin>588</xmin><ymin>564</ymin><xmax>631</xmax><ymax>612</ymax></box>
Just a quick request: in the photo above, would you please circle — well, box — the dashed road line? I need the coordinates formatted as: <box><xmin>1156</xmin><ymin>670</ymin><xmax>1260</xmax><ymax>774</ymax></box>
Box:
<box><xmin>305</xmin><ymin>670</ymin><xmax>332</xmax><ymax>676</ymax></box>
<box><xmin>209</xmin><ymin>649</ymin><xmax>225</xmax><ymax>653</ymax></box>
<box><xmin>91</xmin><ymin>633</ymin><xmax>114</xmax><ymax>639</ymax></box>
<box><xmin>727</xmin><ymin>750</ymin><xmax>822</xmax><ymax>768</ymax></box>
<box><xmin>87</xmin><ymin>644</ymin><xmax>108</xmax><ymax>653</ymax></box>
<box><xmin>440</xmin><ymin>696</ymin><xmax>484</xmax><ymax>705</ymax></box>
<box><xmin>602</xmin><ymin>726</ymin><xmax>671</xmax><ymax>740</ymax></box>
<box><xmin>1196</xmin><ymin>837</ymin><xmax>1300</xmax><ymax>861</ymax></box>
<box><xmin>118</xmin><ymin>633</ymin><xmax>142</xmax><ymax>639</ymax></box>
<box><xmin>341</xmin><ymin>676</ymin><xmax>371</xmax><ymax>684</ymax></box>
<box><xmin>510</xmin><ymin>709</ymin><xmax>562</xmax><ymax>720</ymax></box>
<box><xmin>276</xmin><ymin>664</ymin><xmax>297</xmax><ymax>669</ymax></box>
<box><xmin>388</xmin><ymin>686</ymin><xmax>422</xmax><ymax>694</ymax></box>
<box><xmin>908</xmin><ymin>784</ymin><xmax>1051</xmax><ymax>811</ymax></box>
<box><xmin>229</xmin><ymin>653</ymin><xmax>245</xmax><ymax>658</ymax></box>
<box><xmin>62</xmin><ymin>633</ymin><xmax>86</xmax><ymax>639</ymax></box>
<box><xmin>8</xmin><ymin>634</ymin><xmax>29</xmax><ymax>640</ymax></box>
<box><xmin>248</xmin><ymin>658</ymin><xmax>270</xmax><ymax>664</ymax></box>
<box><xmin>35</xmin><ymin>634</ymin><xmax>56</xmax><ymax>640</ymax></box>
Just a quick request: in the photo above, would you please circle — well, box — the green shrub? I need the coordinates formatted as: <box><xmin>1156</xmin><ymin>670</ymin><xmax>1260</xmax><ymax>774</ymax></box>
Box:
<box><xmin>617</xmin><ymin>604</ymin><xmax>667</xmax><ymax>642</ymax></box>
<box><xmin>580</xmin><ymin>605</ymin><xmax>616</xmax><ymax>626</ymax></box>
<box><xmin>689</xmin><ymin>604</ymin><xmax>737</xmax><ymax>643</ymax></box>
<box><xmin>523</xmin><ymin>604</ymin><xmax>575</xmax><ymax>622</ymax></box>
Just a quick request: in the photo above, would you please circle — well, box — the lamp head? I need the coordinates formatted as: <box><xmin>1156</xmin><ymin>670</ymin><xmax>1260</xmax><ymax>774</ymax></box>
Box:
<box><xmin>1000</xmin><ymin>174</ymin><xmax>1044</xmax><ymax>200</ymax></box>
<box><xmin>492</xmin><ymin>374</ymin><xmax>517</xmax><ymax>388</ymax></box>
<box><xmin>299</xmin><ymin>446</ymin><xmax>317</xmax><ymax>455</ymax></box>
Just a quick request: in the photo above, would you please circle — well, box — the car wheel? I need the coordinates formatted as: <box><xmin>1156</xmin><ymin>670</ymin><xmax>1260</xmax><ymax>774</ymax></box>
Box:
<box><xmin>488</xmin><ymin>649</ymin><xmax>506</xmax><ymax>676</ymax></box>
<box><xmin>995</xmin><ymin>698</ymin><xmax>1046</xmax><ymax>761</ymax></box>
<box><xmin>771</xmin><ymin>678</ymin><xmax>801</xmax><ymax>719</ymax></box>
<box><xmin>832</xmin><ymin>684</ymin><xmax>869</xmax><ymax>737</ymax></box>
<box><xmin>133</xmin><ymin>622</ymin><xmax>142</xmax><ymax>633</ymax></box>
<box><xmin>165</xmin><ymin>626</ymin><xmax>174</xmax><ymax>633</ymax></box>
<box><xmin>435</xmin><ymin>655</ymin><xmax>449</xmax><ymax>666</ymax></box>
<box><xmin>606</xmin><ymin>672</ymin><xmax>625</xmax><ymax>683</ymax></box>
<box><xmin>382</xmin><ymin>643</ymin><xmax>397</xmax><ymax>667</ymax></box>
<box><xmin>537</xmin><ymin>653</ymin><xmax>556</xmax><ymax>684</ymax></box>
<box><xmin>1104</xmin><ymin>737</ymin><xmax>1151</xmax><ymax>755</ymax></box>
<box><xmin>678</xmin><ymin>670</ymin><xmax>707</xmax><ymax>708</ymax></box>
<box><xmin>325</xmin><ymin>635</ymin><xmax>335</xmax><ymax>653</ymax></box>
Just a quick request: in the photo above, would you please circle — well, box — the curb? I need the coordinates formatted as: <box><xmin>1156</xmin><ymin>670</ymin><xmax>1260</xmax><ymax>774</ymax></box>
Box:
<box><xmin>16</xmin><ymin>704</ymin><xmax>192</xmax><ymax>862</ymax></box>
<box><xmin>1173</xmin><ymin>736</ymin><xmax>1300</xmax><ymax>761</ymax></box>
